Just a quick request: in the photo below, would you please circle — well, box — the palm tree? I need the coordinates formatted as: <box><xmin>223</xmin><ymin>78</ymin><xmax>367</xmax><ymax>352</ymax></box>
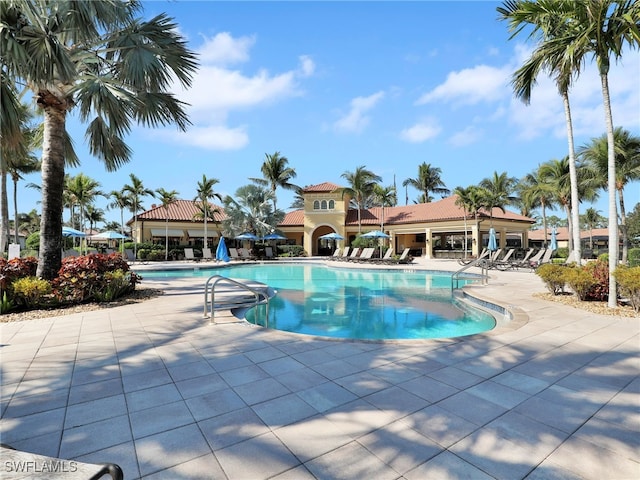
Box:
<box><xmin>193</xmin><ymin>175</ymin><xmax>222</xmax><ymax>250</ymax></box>
<box><xmin>1</xmin><ymin>1</ymin><xmax>198</xmax><ymax>279</ymax></box>
<box><xmin>518</xmin><ymin>165</ymin><xmax>557</xmax><ymax>248</ymax></box>
<box><xmin>7</xmin><ymin>147</ymin><xmax>40</xmax><ymax>246</ymax></box>
<box><xmin>498</xmin><ymin>0</ymin><xmax>584</xmax><ymax>265</ymax></box>
<box><xmin>339</xmin><ymin>166</ymin><xmax>382</xmax><ymax>233</ymax></box>
<box><xmin>372</xmin><ymin>185</ymin><xmax>397</xmax><ymax>232</ymax></box>
<box><xmin>65</xmin><ymin>173</ymin><xmax>102</xmax><ymax>235</ymax></box>
<box><xmin>402</xmin><ymin>163</ymin><xmax>450</xmax><ymax>204</ymax></box>
<box><xmin>453</xmin><ymin>186</ymin><xmax>484</xmax><ymax>258</ymax></box>
<box><xmin>156</xmin><ymin>188</ymin><xmax>179</xmax><ymax>260</ymax></box>
<box><xmin>251</xmin><ymin>152</ymin><xmax>298</xmax><ymax>212</ymax></box>
<box><xmin>478</xmin><ymin>171</ymin><xmax>519</xmax><ymax>225</ymax></box>
<box><xmin>123</xmin><ymin>174</ymin><xmax>155</xmax><ymax>260</ymax></box>
<box><xmin>582</xmin><ymin>207</ymin><xmax>605</xmax><ymax>250</ymax></box>
<box><xmin>289</xmin><ymin>186</ymin><xmax>305</xmax><ymax>210</ymax></box>
<box><xmin>84</xmin><ymin>205</ymin><xmax>105</xmax><ymax>235</ymax></box>
<box><xmin>107</xmin><ymin>190</ymin><xmax>134</xmax><ymax>243</ymax></box>
<box><xmin>222</xmin><ymin>184</ymin><xmax>283</xmax><ymax>237</ymax></box>
<box><xmin>579</xmin><ymin>128</ymin><xmax>640</xmax><ymax>263</ymax></box>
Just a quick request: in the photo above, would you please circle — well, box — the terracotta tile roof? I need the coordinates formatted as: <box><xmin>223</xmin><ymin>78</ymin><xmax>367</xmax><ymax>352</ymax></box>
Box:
<box><xmin>135</xmin><ymin>199</ymin><xmax>226</xmax><ymax>222</ymax></box>
<box><xmin>345</xmin><ymin>195</ymin><xmax>535</xmax><ymax>226</ymax></box>
<box><xmin>528</xmin><ymin>227</ymin><xmax>609</xmax><ymax>241</ymax></box>
<box><xmin>279</xmin><ymin>209</ymin><xmax>304</xmax><ymax>226</ymax></box>
<box><xmin>303</xmin><ymin>182</ymin><xmax>341</xmax><ymax>193</ymax></box>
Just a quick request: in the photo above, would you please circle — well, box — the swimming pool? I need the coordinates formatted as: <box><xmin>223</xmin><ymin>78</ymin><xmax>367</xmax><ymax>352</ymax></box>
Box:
<box><xmin>140</xmin><ymin>263</ymin><xmax>496</xmax><ymax>340</ymax></box>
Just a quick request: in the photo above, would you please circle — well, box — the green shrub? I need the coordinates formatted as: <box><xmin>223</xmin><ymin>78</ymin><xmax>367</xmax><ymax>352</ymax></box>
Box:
<box><xmin>555</xmin><ymin>247</ymin><xmax>569</xmax><ymax>259</ymax></box>
<box><xmin>614</xmin><ymin>266</ymin><xmax>640</xmax><ymax>312</ymax></box>
<box><xmin>146</xmin><ymin>250</ymin><xmax>166</xmax><ymax>261</ymax></box>
<box><xmin>628</xmin><ymin>248</ymin><xmax>640</xmax><ymax>267</ymax></box>
<box><xmin>564</xmin><ymin>267</ymin><xmax>597</xmax><ymax>301</ymax></box>
<box><xmin>1</xmin><ymin>291</ymin><xmax>14</xmax><ymax>314</ymax></box>
<box><xmin>277</xmin><ymin>245</ymin><xmax>306</xmax><ymax>257</ymax></box>
<box><xmin>93</xmin><ymin>270</ymin><xmax>134</xmax><ymax>302</ymax></box>
<box><xmin>0</xmin><ymin>257</ymin><xmax>38</xmax><ymax>293</ymax></box>
<box><xmin>535</xmin><ymin>263</ymin><xmax>567</xmax><ymax>295</ymax></box>
<box><xmin>12</xmin><ymin>277</ymin><xmax>52</xmax><ymax>308</ymax></box>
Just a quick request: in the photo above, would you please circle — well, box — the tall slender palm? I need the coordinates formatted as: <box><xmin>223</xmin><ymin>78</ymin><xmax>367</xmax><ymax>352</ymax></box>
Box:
<box><xmin>582</xmin><ymin>207</ymin><xmax>605</xmax><ymax>250</ymax></box>
<box><xmin>579</xmin><ymin>128</ymin><xmax>640</xmax><ymax>263</ymax></box>
<box><xmin>84</xmin><ymin>205</ymin><xmax>105</xmax><ymax>235</ymax></box>
<box><xmin>193</xmin><ymin>175</ymin><xmax>222</xmax><ymax>249</ymax></box>
<box><xmin>402</xmin><ymin>162</ymin><xmax>450</xmax><ymax>204</ymax></box>
<box><xmin>65</xmin><ymin>173</ymin><xmax>102</xmax><ymax>235</ymax></box>
<box><xmin>123</xmin><ymin>174</ymin><xmax>155</xmax><ymax>260</ymax></box>
<box><xmin>339</xmin><ymin>166</ymin><xmax>382</xmax><ymax>233</ymax></box>
<box><xmin>156</xmin><ymin>188</ymin><xmax>179</xmax><ymax>260</ymax></box>
<box><xmin>251</xmin><ymin>152</ymin><xmax>298</xmax><ymax>212</ymax></box>
<box><xmin>372</xmin><ymin>185</ymin><xmax>397</xmax><ymax>232</ymax></box>
<box><xmin>498</xmin><ymin>0</ymin><xmax>584</xmax><ymax>263</ymax></box>
<box><xmin>539</xmin><ymin>157</ymin><xmax>599</xmax><ymax>252</ymax></box>
<box><xmin>454</xmin><ymin>186</ymin><xmax>485</xmax><ymax>258</ymax></box>
<box><xmin>478</xmin><ymin>171</ymin><xmax>519</xmax><ymax>226</ymax></box>
<box><xmin>107</xmin><ymin>190</ymin><xmax>133</xmax><ymax>242</ymax></box>
<box><xmin>7</xmin><ymin>149</ymin><xmax>40</xmax><ymax>246</ymax></box>
<box><xmin>518</xmin><ymin>165</ymin><xmax>557</xmax><ymax>248</ymax></box>
<box><xmin>1</xmin><ymin>1</ymin><xmax>197</xmax><ymax>279</ymax></box>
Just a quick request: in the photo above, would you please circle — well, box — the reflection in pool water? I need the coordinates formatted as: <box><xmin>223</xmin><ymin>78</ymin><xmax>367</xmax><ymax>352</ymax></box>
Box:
<box><xmin>141</xmin><ymin>263</ymin><xmax>496</xmax><ymax>340</ymax></box>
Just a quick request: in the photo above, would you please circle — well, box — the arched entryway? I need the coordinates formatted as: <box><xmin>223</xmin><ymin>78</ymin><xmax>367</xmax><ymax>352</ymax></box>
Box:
<box><xmin>312</xmin><ymin>226</ymin><xmax>342</xmax><ymax>256</ymax></box>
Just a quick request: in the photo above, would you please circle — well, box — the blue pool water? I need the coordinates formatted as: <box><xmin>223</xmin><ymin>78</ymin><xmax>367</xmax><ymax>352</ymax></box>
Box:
<box><xmin>140</xmin><ymin>264</ymin><xmax>496</xmax><ymax>340</ymax></box>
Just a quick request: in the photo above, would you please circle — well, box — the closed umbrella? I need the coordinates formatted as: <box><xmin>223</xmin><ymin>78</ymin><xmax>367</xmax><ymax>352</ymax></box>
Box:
<box><xmin>216</xmin><ymin>237</ymin><xmax>230</xmax><ymax>262</ymax></box>
<box><xmin>550</xmin><ymin>228</ymin><xmax>558</xmax><ymax>251</ymax></box>
<box><xmin>488</xmin><ymin>228</ymin><xmax>497</xmax><ymax>252</ymax></box>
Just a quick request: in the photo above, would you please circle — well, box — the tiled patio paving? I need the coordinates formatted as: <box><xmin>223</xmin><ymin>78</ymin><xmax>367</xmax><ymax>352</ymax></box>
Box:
<box><xmin>1</xmin><ymin>259</ymin><xmax>638</xmax><ymax>479</ymax></box>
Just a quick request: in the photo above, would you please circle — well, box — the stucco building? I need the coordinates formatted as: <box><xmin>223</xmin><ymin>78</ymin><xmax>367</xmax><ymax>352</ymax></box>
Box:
<box><xmin>128</xmin><ymin>181</ymin><xmax>536</xmax><ymax>258</ymax></box>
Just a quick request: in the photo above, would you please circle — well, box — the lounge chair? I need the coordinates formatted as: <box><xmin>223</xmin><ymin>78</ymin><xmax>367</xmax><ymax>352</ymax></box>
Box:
<box><xmin>356</xmin><ymin>247</ymin><xmax>375</xmax><ymax>262</ymax></box>
<box><xmin>345</xmin><ymin>247</ymin><xmax>361</xmax><ymax>262</ymax></box>
<box><xmin>531</xmin><ymin>248</ymin><xmax>554</xmax><ymax>269</ymax></box>
<box><xmin>458</xmin><ymin>248</ymin><xmax>487</xmax><ymax>266</ymax></box>
<box><xmin>383</xmin><ymin>247</ymin><xmax>412</xmax><ymax>264</ymax></box>
<box><xmin>229</xmin><ymin>247</ymin><xmax>241</xmax><ymax>261</ymax></box>
<box><xmin>265</xmin><ymin>246</ymin><xmax>276</xmax><ymax>260</ymax></box>
<box><xmin>202</xmin><ymin>247</ymin><xmax>213</xmax><ymax>261</ymax></box>
<box><xmin>184</xmin><ymin>248</ymin><xmax>198</xmax><ymax>261</ymax></box>
<box><xmin>491</xmin><ymin>248</ymin><xmax>516</xmax><ymax>270</ymax></box>
<box><xmin>374</xmin><ymin>247</ymin><xmax>394</xmax><ymax>263</ymax></box>
<box><xmin>124</xmin><ymin>248</ymin><xmax>136</xmax><ymax>262</ymax></box>
<box><xmin>239</xmin><ymin>247</ymin><xmax>255</xmax><ymax>260</ymax></box>
<box><xmin>509</xmin><ymin>248</ymin><xmax>535</xmax><ymax>269</ymax></box>
<box><xmin>333</xmin><ymin>246</ymin><xmax>350</xmax><ymax>261</ymax></box>
<box><xmin>328</xmin><ymin>248</ymin><xmax>342</xmax><ymax>260</ymax></box>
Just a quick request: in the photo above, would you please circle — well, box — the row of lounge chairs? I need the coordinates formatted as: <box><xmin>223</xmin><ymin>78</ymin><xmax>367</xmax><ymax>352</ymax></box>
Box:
<box><xmin>328</xmin><ymin>247</ymin><xmax>413</xmax><ymax>264</ymax></box>
<box><xmin>458</xmin><ymin>247</ymin><xmax>556</xmax><ymax>271</ymax></box>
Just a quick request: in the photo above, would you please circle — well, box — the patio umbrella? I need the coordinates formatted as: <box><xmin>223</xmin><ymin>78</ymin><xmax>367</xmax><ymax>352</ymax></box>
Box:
<box><xmin>550</xmin><ymin>228</ymin><xmax>558</xmax><ymax>251</ymax></box>
<box><xmin>361</xmin><ymin>230</ymin><xmax>390</xmax><ymax>257</ymax></box>
<box><xmin>319</xmin><ymin>232</ymin><xmax>345</xmax><ymax>241</ymax></box>
<box><xmin>235</xmin><ymin>232</ymin><xmax>259</xmax><ymax>241</ymax></box>
<box><xmin>488</xmin><ymin>228</ymin><xmax>498</xmax><ymax>252</ymax></box>
<box><xmin>216</xmin><ymin>237</ymin><xmax>230</xmax><ymax>262</ymax></box>
<box><xmin>90</xmin><ymin>230</ymin><xmax>127</xmax><ymax>240</ymax></box>
<box><xmin>262</xmin><ymin>232</ymin><xmax>287</xmax><ymax>241</ymax></box>
<box><xmin>62</xmin><ymin>226</ymin><xmax>86</xmax><ymax>237</ymax></box>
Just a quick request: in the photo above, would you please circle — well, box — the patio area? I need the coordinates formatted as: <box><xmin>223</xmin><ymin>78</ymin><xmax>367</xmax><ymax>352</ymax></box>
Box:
<box><xmin>1</xmin><ymin>258</ymin><xmax>638</xmax><ymax>479</ymax></box>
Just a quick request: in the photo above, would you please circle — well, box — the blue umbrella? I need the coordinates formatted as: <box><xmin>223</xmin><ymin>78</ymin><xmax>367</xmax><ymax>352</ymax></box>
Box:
<box><xmin>62</xmin><ymin>226</ymin><xmax>86</xmax><ymax>237</ymax></box>
<box><xmin>319</xmin><ymin>232</ymin><xmax>344</xmax><ymax>241</ymax></box>
<box><xmin>488</xmin><ymin>228</ymin><xmax>497</xmax><ymax>251</ymax></box>
<box><xmin>550</xmin><ymin>228</ymin><xmax>558</xmax><ymax>251</ymax></box>
<box><xmin>262</xmin><ymin>232</ymin><xmax>287</xmax><ymax>241</ymax></box>
<box><xmin>360</xmin><ymin>230</ymin><xmax>390</xmax><ymax>239</ymax></box>
<box><xmin>235</xmin><ymin>232</ymin><xmax>259</xmax><ymax>241</ymax></box>
<box><xmin>216</xmin><ymin>237</ymin><xmax>230</xmax><ymax>262</ymax></box>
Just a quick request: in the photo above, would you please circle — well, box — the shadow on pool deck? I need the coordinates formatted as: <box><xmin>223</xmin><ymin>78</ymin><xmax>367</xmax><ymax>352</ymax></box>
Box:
<box><xmin>1</xmin><ymin>258</ymin><xmax>638</xmax><ymax>479</ymax></box>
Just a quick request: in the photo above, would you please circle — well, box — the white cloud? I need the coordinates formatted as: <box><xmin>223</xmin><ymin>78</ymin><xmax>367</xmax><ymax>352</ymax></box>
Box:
<box><xmin>399</xmin><ymin>119</ymin><xmax>442</xmax><ymax>143</ymax></box>
<box><xmin>198</xmin><ymin>32</ymin><xmax>255</xmax><ymax>65</ymax></box>
<box><xmin>333</xmin><ymin>91</ymin><xmax>385</xmax><ymax>134</ymax></box>
<box><xmin>448</xmin><ymin>126</ymin><xmax>483</xmax><ymax>147</ymax></box>
<box><xmin>169</xmin><ymin>33</ymin><xmax>315</xmax><ymax>151</ymax></box>
<box><xmin>416</xmin><ymin>64</ymin><xmax>511</xmax><ymax>106</ymax></box>
<box><xmin>168</xmin><ymin>125</ymin><xmax>249</xmax><ymax>150</ymax></box>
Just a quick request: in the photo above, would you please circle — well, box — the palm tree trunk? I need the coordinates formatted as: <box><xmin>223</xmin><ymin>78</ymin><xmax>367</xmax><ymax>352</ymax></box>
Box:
<box><xmin>37</xmin><ymin>106</ymin><xmax>66</xmax><ymax>280</ymax></box>
<box><xmin>565</xmin><ymin>204</ymin><xmax>573</xmax><ymax>252</ymax></box>
<box><xmin>0</xmin><ymin>169</ymin><xmax>9</xmax><ymax>253</ymax></box>
<box><xmin>601</xmin><ymin>73</ymin><xmax>618</xmax><ymax>308</ymax></box>
<box><xmin>13</xmin><ymin>177</ymin><xmax>19</xmax><ymax>245</ymax></box>
<box><xmin>165</xmin><ymin>217</ymin><xmax>169</xmax><ymax>261</ymax></box>
<box><xmin>619</xmin><ymin>186</ymin><xmax>628</xmax><ymax>264</ymax></box>
<box><xmin>541</xmin><ymin>202</ymin><xmax>548</xmax><ymax>250</ymax></box>
<box><xmin>563</xmin><ymin>92</ymin><xmax>582</xmax><ymax>263</ymax></box>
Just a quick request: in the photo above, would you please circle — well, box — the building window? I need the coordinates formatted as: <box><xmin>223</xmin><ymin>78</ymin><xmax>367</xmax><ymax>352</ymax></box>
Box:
<box><xmin>313</xmin><ymin>198</ymin><xmax>335</xmax><ymax>210</ymax></box>
<box><xmin>321</xmin><ymin>200</ymin><xmax>327</xmax><ymax>209</ymax></box>
<box><xmin>313</xmin><ymin>200</ymin><xmax>320</xmax><ymax>210</ymax></box>
<box><xmin>328</xmin><ymin>200</ymin><xmax>335</xmax><ymax>209</ymax></box>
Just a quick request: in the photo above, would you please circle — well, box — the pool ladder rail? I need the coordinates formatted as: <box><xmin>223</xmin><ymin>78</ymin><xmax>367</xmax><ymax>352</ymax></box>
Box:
<box><xmin>451</xmin><ymin>251</ymin><xmax>490</xmax><ymax>289</ymax></box>
<box><xmin>204</xmin><ymin>275</ymin><xmax>271</xmax><ymax>324</ymax></box>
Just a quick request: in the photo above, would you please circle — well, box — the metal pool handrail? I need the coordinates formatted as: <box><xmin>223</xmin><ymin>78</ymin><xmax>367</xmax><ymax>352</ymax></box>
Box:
<box><xmin>204</xmin><ymin>275</ymin><xmax>270</xmax><ymax>324</ymax></box>
<box><xmin>451</xmin><ymin>252</ymin><xmax>490</xmax><ymax>289</ymax></box>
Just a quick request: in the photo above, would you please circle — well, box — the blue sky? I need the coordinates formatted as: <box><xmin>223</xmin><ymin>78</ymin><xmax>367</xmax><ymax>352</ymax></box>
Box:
<box><xmin>20</xmin><ymin>0</ymin><xmax>640</xmax><ymax>226</ymax></box>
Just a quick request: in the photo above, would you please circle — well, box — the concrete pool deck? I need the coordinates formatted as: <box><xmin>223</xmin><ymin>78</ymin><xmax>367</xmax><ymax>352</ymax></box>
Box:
<box><xmin>1</xmin><ymin>257</ymin><xmax>638</xmax><ymax>479</ymax></box>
